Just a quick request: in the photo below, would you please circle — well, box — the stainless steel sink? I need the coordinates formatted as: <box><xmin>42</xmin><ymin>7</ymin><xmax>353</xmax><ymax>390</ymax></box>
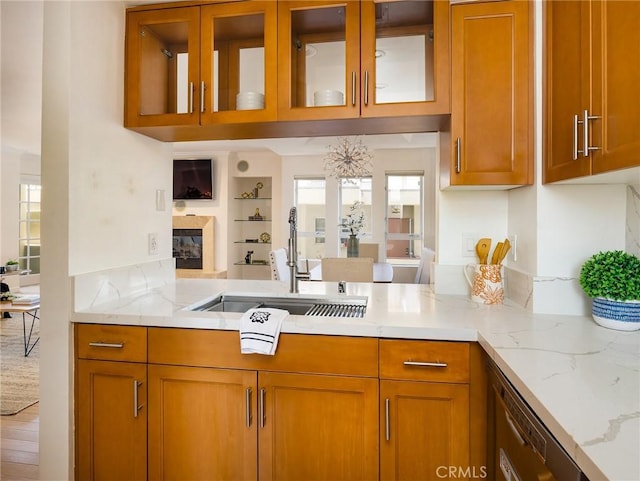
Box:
<box><xmin>189</xmin><ymin>294</ymin><xmax>367</xmax><ymax>318</ymax></box>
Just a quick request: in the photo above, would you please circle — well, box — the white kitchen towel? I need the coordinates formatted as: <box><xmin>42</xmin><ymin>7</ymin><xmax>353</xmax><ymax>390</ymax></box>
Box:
<box><xmin>239</xmin><ymin>307</ymin><xmax>288</xmax><ymax>355</ymax></box>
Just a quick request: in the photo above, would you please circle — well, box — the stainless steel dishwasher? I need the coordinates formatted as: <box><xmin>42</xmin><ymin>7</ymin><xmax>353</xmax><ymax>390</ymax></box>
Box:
<box><xmin>487</xmin><ymin>360</ymin><xmax>590</xmax><ymax>481</ymax></box>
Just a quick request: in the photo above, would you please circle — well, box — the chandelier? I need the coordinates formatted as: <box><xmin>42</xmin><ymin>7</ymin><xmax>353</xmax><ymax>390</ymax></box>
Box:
<box><xmin>324</xmin><ymin>137</ymin><xmax>373</xmax><ymax>180</ymax></box>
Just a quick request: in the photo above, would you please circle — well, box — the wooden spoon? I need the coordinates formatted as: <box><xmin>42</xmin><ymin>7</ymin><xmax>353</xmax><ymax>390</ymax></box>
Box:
<box><xmin>498</xmin><ymin>238</ymin><xmax>511</xmax><ymax>264</ymax></box>
<box><xmin>475</xmin><ymin>238</ymin><xmax>491</xmax><ymax>264</ymax></box>
<box><xmin>491</xmin><ymin>241</ymin><xmax>504</xmax><ymax>265</ymax></box>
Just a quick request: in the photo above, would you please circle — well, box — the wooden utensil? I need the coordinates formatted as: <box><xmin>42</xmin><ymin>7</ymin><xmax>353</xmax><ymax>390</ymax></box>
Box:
<box><xmin>498</xmin><ymin>238</ymin><xmax>511</xmax><ymax>264</ymax></box>
<box><xmin>475</xmin><ymin>238</ymin><xmax>491</xmax><ymax>264</ymax></box>
<box><xmin>491</xmin><ymin>241</ymin><xmax>504</xmax><ymax>264</ymax></box>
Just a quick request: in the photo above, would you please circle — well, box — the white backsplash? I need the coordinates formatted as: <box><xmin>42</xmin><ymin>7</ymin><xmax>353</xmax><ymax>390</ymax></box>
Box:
<box><xmin>74</xmin><ymin>258</ymin><xmax>175</xmax><ymax>311</ymax></box>
<box><xmin>628</xmin><ymin>185</ymin><xmax>640</xmax><ymax>257</ymax></box>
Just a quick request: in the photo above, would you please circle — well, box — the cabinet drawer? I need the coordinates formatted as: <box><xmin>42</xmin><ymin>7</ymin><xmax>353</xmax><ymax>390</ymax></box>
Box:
<box><xmin>76</xmin><ymin>324</ymin><xmax>147</xmax><ymax>362</ymax></box>
<box><xmin>379</xmin><ymin>339</ymin><xmax>469</xmax><ymax>383</ymax></box>
<box><xmin>148</xmin><ymin>328</ymin><xmax>379</xmax><ymax>378</ymax></box>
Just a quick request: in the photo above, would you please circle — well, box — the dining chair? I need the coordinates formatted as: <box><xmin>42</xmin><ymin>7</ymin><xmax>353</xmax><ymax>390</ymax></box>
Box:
<box><xmin>268</xmin><ymin>248</ymin><xmax>290</xmax><ymax>282</ymax></box>
<box><xmin>414</xmin><ymin>247</ymin><xmax>435</xmax><ymax>284</ymax></box>
<box><xmin>321</xmin><ymin>257</ymin><xmax>374</xmax><ymax>282</ymax></box>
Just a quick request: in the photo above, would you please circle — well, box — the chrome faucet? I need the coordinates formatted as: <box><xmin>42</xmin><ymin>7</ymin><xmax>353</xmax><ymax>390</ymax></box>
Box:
<box><xmin>288</xmin><ymin>207</ymin><xmax>310</xmax><ymax>293</ymax></box>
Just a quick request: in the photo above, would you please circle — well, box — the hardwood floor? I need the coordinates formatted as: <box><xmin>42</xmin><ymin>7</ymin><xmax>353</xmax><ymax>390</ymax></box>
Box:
<box><xmin>0</xmin><ymin>403</ymin><xmax>39</xmax><ymax>481</ymax></box>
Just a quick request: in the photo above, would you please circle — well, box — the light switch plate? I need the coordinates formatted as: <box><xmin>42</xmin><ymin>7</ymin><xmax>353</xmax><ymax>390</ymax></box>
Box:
<box><xmin>462</xmin><ymin>233</ymin><xmax>477</xmax><ymax>258</ymax></box>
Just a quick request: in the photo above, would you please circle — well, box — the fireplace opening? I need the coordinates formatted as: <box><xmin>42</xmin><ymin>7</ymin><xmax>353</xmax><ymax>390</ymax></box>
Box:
<box><xmin>173</xmin><ymin>229</ymin><xmax>203</xmax><ymax>269</ymax></box>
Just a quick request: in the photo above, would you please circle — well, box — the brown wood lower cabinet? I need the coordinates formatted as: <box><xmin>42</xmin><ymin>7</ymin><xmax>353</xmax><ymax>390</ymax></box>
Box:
<box><xmin>76</xmin><ymin>359</ymin><xmax>147</xmax><ymax>481</ymax></box>
<box><xmin>147</xmin><ymin>367</ymin><xmax>378</xmax><ymax>481</ymax></box>
<box><xmin>75</xmin><ymin>325</ymin><xmax>486</xmax><ymax>481</ymax></box>
<box><xmin>75</xmin><ymin>324</ymin><xmax>148</xmax><ymax>481</ymax></box>
<box><xmin>380</xmin><ymin>380</ymin><xmax>469</xmax><ymax>481</ymax></box>
<box><xmin>379</xmin><ymin>339</ymin><xmax>487</xmax><ymax>481</ymax></box>
<box><xmin>147</xmin><ymin>365</ymin><xmax>258</xmax><ymax>481</ymax></box>
<box><xmin>259</xmin><ymin>372</ymin><xmax>379</xmax><ymax>481</ymax></box>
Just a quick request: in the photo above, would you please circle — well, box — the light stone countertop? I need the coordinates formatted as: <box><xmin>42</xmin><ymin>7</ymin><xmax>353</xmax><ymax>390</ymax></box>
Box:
<box><xmin>73</xmin><ymin>278</ymin><xmax>640</xmax><ymax>481</ymax></box>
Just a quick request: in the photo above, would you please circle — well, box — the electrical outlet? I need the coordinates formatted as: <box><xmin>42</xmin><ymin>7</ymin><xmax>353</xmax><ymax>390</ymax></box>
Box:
<box><xmin>508</xmin><ymin>234</ymin><xmax>517</xmax><ymax>261</ymax></box>
<box><xmin>148</xmin><ymin>233</ymin><xmax>158</xmax><ymax>256</ymax></box>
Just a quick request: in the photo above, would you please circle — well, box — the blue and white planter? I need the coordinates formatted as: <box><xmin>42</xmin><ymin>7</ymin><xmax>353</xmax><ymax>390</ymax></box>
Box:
<box><xmin>591</xmin><ymin>297</ymin><xmax>640</xmax><ymax>331</ymax></box>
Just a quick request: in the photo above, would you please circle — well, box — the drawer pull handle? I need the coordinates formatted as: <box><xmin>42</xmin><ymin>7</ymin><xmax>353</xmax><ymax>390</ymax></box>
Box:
<box><xmin>351</xmin><ymin>71</ymin><xmax>357</xmax><ymax>106</ymax></box>
<box><xmin>259</xmin><ymin>388</ymin><xmax>266</xmax><ymax>429</ymax></box>
<box><xmin>246</xmin><ymin>388</ymin><xmax>252</xmax><ymax>428</ymax></box>
<box><xmin>133</xmin><ymin>380</ymin><xmax>144</xmax><ymax>418</ymax></box>
<box><xmin>573</xmin><ymin>114</ymin><xmax>581</xmax><ymax>160</ymax></box>
<box><xmin>582</xmin><ymin>109</ymin><xmax>601</xmax><ymax>157</ymax></box>
<box><xmin>385</xmin><ymin>398</ymin><xmax>390</xmax><ymax>441</ymax></box>
<box><xmin>403</xmin><ymin>361</ymin><xmax>448</xmax><ymax>368</ymax></box>
<box><xmin>200</xmin><ymin>81</ymin><xmax>206</xmax><ymax>113</ymax></box>
<box><xmin>89</xmin><ymin>342</ymin><xmax>124</xmax><ymax>349</ymax></box>
<box><xmin>189</xmin><ymin>81</ymin><xmax>194</xmax><ymax>114</ymax></box>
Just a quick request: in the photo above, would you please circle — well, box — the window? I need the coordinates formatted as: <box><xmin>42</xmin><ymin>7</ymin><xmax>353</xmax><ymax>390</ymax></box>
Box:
<box><xmin>294</xmin><ymin>178</ymin><xmax>326</xmax><ymax>259</ymax></box>
<box><xmin>385</xmin><ymin>174</ymin><xmax>423</xmax><ymax>262</ymax></box>
<box><xmin>339</xmin><ymin>178</ymin><xmax>372</xmax><ymax>255</ymax></box>
<box><xmin>18</xmin><ymin>183</ymin><xmax>41</xmax><ymax>274</ymax></box>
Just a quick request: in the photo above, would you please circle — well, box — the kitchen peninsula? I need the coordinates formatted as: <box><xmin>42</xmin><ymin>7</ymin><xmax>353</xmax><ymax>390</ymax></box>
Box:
<box><xmin>73</xmin><ymin>264</ymin><xmax>639</xmax><ymax>481</ymax></box>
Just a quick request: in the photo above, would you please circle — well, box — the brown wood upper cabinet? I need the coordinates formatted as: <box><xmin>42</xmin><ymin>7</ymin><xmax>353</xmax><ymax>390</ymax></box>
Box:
<box><xmin>446</xmin><ymin>0</ymin><xmax>533</xmax><ymax>187</ymax></box>
<box><xmin>124</xmin><ymin>1</ymin><xmax>278</xmax><ymax>128</ymax></box>
<box><xmin>277</xmin><ymin>0</ymin><xmax>450</xmax><ymax>121</ymax></box>
<box><xmin>543</xmin><ymin>1</ymin><xmax>640</xmax><ymax>183</ymax></box>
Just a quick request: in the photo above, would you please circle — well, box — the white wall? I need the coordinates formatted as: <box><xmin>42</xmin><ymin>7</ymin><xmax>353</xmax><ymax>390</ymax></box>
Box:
<box><xmin>629</xmin><ymin>185</ymin><xmax>640</xmax><ymax>256</ymax></box>
<box><xmin>0</xmin><ymin>150</ymin><xmax>21</xmax><ymax>263</ymax></box>
<box><xmin>434</xmin><ymin>190</ymin><xmax>509</xmax><ymax>294</ymax></box>
<box><xmin>1</xmin><ymin>0</ymin><xmax>43</xmax><ymax>270</ymax></box>
<box><xmin>40</xmin><ymin>2</ymin><xmax>173</xmax><ymax>479</ymax></box>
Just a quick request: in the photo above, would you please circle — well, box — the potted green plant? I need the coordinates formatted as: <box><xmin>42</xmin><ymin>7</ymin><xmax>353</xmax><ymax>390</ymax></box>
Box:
<box><xmin>5</xmin><ymin>259</ymin><xmax>19</xmax><ymax>272</ymax></box>
<box><xmin>579</xmin><ymin>250</ymin><xmax>640</xmax><ymax>331</ymax></box>
<box><xmin>339</xmin><ymin>201</ymin><xmax>366</xmax><ymax>257</ymax></box>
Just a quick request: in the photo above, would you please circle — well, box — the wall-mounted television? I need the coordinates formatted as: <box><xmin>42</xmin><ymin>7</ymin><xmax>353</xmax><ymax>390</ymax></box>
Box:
<box><xmin>173</xmin><ymin>159</ymin><xmax>213</xmax><ymax>200</ymax></box>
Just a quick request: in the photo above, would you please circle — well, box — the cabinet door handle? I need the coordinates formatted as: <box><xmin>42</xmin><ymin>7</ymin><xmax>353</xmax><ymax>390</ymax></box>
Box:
<box><xmin>189</xmin><ymin>82</ymin><xmax>194</xmax><ymax>114</ymax></box>
<box><xmin>582</xmin><ymin>109</ymin><xmax>602</xmax><ymax>157</ymax></box>
<box><xmin>385</xmin><ymin>398</ymin><xmax>390</xmax><ymax>441</ymax></box>
<box><xmin>200</xmin><ymin>81</ymin><xmax>206</xmax><ymax>113</ymax></box>
<box><xmin>133</xmin><ymin>380</ymin><xmax>143</xmax><ymax>418</ymax></box>
<box><xmin>88</xmin><ymin>342</ymin><xmax>124</xmax><ymax>349</ymax></box>
<box><xmin>573</xmin><ymin>114</ymin><xmax>581</xmax><ymax>160</ymax></box>
<box><xmin>351</xmin><ymin>71</ymin><xmax>357</xmax><ymax>106</ymax></box>
<box><xmin>259</xmin><ymin>388</ymin><xmax>265</xmax><ymax>428</ymax></box>
<box><xmin>245</xmin><ymin>388</ymin><xmax>252</xmax><ymax>428</ymax></box>
<box><xmin>364</xmin><ymin>70</ymin><xmax>369</xmax><ymax>106</ymax></box>
<box><xmin>455</xmin><ymin>137</ymin><xmax>461</xmax><ymax>173</ymax></box>
<box><xmin>403</xmin><ymin>361</ymin><xmax>448</xmax><ymax>368</ymax></box>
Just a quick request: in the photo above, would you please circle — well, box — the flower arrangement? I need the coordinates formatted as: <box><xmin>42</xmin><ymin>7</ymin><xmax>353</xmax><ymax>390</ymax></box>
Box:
<box><xmin>579</xmin><ymin>250</ymin><xmax>640</xmax><ymax>301</ymax></box>
<box><xmin>339</xmin><ymin>201</ymin><xmax>366</xmax><ymax>237</ymax></box>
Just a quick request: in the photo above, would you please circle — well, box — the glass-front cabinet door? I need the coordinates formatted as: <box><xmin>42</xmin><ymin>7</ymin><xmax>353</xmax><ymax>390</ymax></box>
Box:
<box><xmin>200</xmin><ymin>1</ymin><xmax>277</xmax><ymax>123</ymax></box>
<box><xmin>277</xmin><ymin>0</ymin><xmax>450</xmax><ymax>121</ymax></box>
<box><xmin>278</xmin><ymin>0</ymin><xmax>361</xmax><ymax>120</ymax></box>
<box><xmin>125</xmin><ymin>7</ymin><xmax>200</xmax><ymax>128</ymax></box>
<box><xmin>360</xmin><ymin>0</ymin><xmax>450</xmax><ymax>117</ymax></box>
